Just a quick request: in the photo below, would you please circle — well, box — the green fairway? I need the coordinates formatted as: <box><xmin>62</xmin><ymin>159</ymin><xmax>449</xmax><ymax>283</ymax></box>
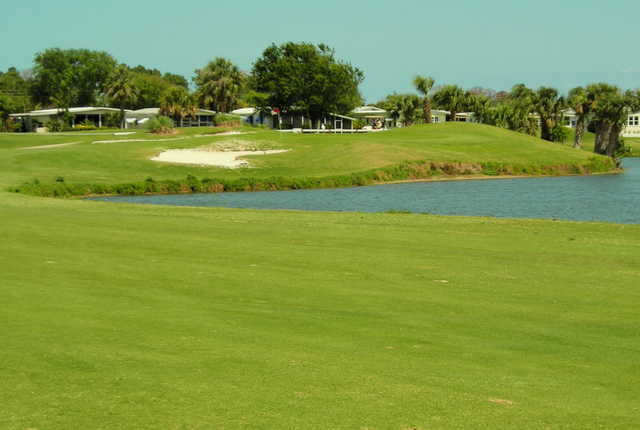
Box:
<box><xmin>1</xmin><ymin>124</ymin><xmax>638</xmax><ymax>429</ymax></box>
<box><xmin>1</xmin><ymin>192</ymin><xmax>639</xmax><ymax>429</ymax></box>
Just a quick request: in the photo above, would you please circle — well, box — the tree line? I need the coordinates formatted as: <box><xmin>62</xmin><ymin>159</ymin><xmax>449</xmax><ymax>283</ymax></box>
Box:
<box><xmin>0</xmin><ymin>43</ymin><xmax>363</xmax><ymax>131</ymax></box>
<box><xmin>379</xmin><ymin>78</ymin><xmax>639</xmax><ymax>158</ymax></box>
<box><xmin>1</xmin><ymin>43</ymin><xmax>637</xmax><ymax>159</ymax></box>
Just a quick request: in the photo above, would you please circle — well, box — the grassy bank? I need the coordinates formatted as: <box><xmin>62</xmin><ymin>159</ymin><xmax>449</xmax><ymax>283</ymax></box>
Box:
<box><xmin>1</xmin><ymin>123</ymin><xmax>618</xmax><ymax>195</ymax></box>
<box><xmin>1</xmin><ymin>192</ymin><xmax>639</xmax><ymax>429</ymax></box>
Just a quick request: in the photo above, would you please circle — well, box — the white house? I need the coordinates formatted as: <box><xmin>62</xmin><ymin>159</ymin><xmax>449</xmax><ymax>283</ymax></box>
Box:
<box><xmin>230</xmin><ymin>107</ymin><xmax>274</xmax><ymax>128</ymax></box>
<box><xmin>10</xmin><ymin>106</ymin><xmax>127</xmax><ymax>131</ymax></box>
<box><xmin>126</xmin><ymin>107</ymin><xmax>216</xmax><ymax>128</ymax></box>
<box><xmin>623</xmin><ymin>112</ymin><xmax>640</xmax><ymax>137</ymax></box>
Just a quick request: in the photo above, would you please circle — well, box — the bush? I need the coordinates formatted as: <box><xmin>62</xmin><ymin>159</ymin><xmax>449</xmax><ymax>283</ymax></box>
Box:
<box><xmin>353</xmin><ymin>119</ymin><xmax>367</xmax><ymax>130</ymax></box>
<box><xmin>45</xmin><ymin>118</ymin><xmax>66</xmax><ymax>132</ymax></box>
<box><xmin>550</xmin><ymin>125</ymin><xmax>570</xmax><ymax>143</ymax></box>
<box><xmin>147</xmin><ymin>116</ymin><xmax>174</xmax><ymax>134</ymax></box>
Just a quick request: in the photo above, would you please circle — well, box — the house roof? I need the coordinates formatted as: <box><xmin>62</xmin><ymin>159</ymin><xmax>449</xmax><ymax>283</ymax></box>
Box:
<box><xmin>231</xmin><ymin>107</ymin><xmax>257</xmax><ymax>116</ymax></box>
<box><xmin>128</xmin><ymin>107</ymin><xmax>216</xmax><ymax>117</ymax></box>
<box><xmin>10</xmin><ymin>107</ymin><xmax>127</xmax><ymax>117</ymax></box>
<box><xmin>351</xmin><ymin>105</ymin><xmax>387</xmax><ymax>115</ymax></box>
<box><xmin>432</xmin><ymin>109</ymin><xmax>451</xmax><ymax>115</ymax></box>
<box><xmin>330</xmin><ymin>112</ymin><xmax>357</xmax><ymax>121</ymax></box>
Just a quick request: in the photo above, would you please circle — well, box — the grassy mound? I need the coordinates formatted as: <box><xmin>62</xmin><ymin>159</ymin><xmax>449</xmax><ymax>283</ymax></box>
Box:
<box><xmin>0</xmin><ymin>123</ymin><xmax>617</xmax><ymax>196</ymax></box>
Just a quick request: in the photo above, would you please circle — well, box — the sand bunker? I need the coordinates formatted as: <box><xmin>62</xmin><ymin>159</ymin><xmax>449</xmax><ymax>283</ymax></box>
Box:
<box><xmin>151</xmin><ymin>149</ymin><xmax>289</xmax><ymax>168</ymax></box>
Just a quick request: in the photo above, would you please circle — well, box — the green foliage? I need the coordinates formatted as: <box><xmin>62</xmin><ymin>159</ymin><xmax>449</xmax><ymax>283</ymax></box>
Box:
<box><xmin>550</xmin><ymin>124</ymin><xmax>570</xmax><ymax>143</ymax></box>
<box><xmin>12</xmin><ymin>155</ymin><xmax>616</xmax><ymax>198</ymax></box>
<box><xmin>30</xmin><ymin>48</ymin><xmax>117</xmax><ymax>107</ymax></box>
<box><xmin>251</xmin><ymin>42</ymin><xmax>363</xmax><ymax>120</ymax></box>
<box><xmin>378</xmin><ymin>93</ymin><xmax>421</xmax><ymax>126</ymax></box>
<box><xmin>194</xmin><ymin>58</ymin><xmax>245</xmax><ymax>112</ymax></box>
<box><xmin>160</xmin><ymin>87</ymin><xmax>196</xmax><ymax>122</ymax></box>
<box><xmin>432</xmin><ymin>85</ymin><xmax>468</xmax><ymax>120</ymax></box>
<box><xmin>353</xmin><ymin>119</ymin><xmax>367</xmax><ymax>130</ymax></box>
<box><xmin>146</xmin><ymin>116</ymin><xmax>174</xmax><ymax>134</ymax></box>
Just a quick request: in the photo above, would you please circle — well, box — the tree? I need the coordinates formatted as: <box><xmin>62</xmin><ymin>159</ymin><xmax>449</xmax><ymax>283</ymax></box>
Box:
<box><xmin>105</xmin><ymin>65</ymin><xmax>138</xmax><ymax>128</ymax></box>
<box><xmin>159</xmin><ymin>86</ymin><xmax>196</xmax><ymax>126</ymax></box>
<box><xmin>251</xmin><ymin>42</ymin><xmax>364</xmax><ymax>125</ymax></box>
<box><xmin>432</xmin><ymin>85</ymin><xmax>467</xmax><ymax>121</ymax></box>
<box><xmin>163</xmin><ymin>73</ymin><xmax>188</xmax><ymax>89</ymax></box>
<box><xmin>0</xmin><ymin>94</ymin><xmax>18</xmax><ymax>131</ymax></box>
<box><xmin>378</xmin><ymin>93</ymin><xmax>421</xmax><ymax>126</ymax></box>
<box><xmin>413</xmin><ymin>75</ymin><xmax>435</xmax><ymax>123</ymax></box>
<box><xmin>30</xmin><ymin>48</ymin><xmax>117</xmax><ymax>107</ymax></box>
<box><xmin>131</xmin><ymin>73</ymin><xmax>174</xmax><ymax>109</ymax></box>
<box><xmin>194</xmin><ymin>58</ymin><xmax>245</xmax><ymax>113</ymax></box>
<box><xmin>567</xmin><ymin>86</ymin><xmax>593</xmax><ymax>149</ymax></box>
<box><xmin>586</xmin><ymin>83</ymin><xmax>638</xmax><ymax>159</ymax></box>
<box><xmin>532</xmin><ymin>86</ymin><xmax>565</xmax><ymax>142</ymax></box>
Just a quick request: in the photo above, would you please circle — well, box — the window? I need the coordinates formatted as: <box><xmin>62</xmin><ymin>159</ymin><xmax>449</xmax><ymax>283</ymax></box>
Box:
<box><xmin>432</xmin><ymin>116</ymin><xmax>439</xmax><ymax>123</ymax></box>
<box><xmin>628</xmin><ymin>116</ymin><xmax>639</xmax><ymax>126</ymax></box>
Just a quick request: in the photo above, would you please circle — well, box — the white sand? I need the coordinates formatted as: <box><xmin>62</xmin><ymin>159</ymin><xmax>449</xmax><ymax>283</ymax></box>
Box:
<box><xmin>151</xmin><ymin>149</ymin><xmax>289</xmax><ymax>168</ymax></box>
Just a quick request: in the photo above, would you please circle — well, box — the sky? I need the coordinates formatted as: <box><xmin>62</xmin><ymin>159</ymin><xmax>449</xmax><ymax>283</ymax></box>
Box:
<box><xmin>2</xmin><ymin>0</ymin><xmax>640</xmax><ymax>102</ymax></box>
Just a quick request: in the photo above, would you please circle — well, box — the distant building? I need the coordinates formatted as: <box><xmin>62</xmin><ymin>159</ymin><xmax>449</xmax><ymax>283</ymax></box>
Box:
<box><xmin>10</xmin><ymin>107</ymin><xmax>126</xmax><ymax>131</ymax></box>
<box><xmin>454</xmin><ymin>112</ymin><xmax>477</xmax><ymax>122</ymax></box>
<box><xmin>127</xmin><ymin>108</ymin><xmax>216</xmax><ymax>128</ymax></box>
<box><xmin>230</xmin><ymin>107</ymin><xmax>274</xmax><ymax>128</ymax></box>
<box><xmin>623</xmin><ymin>112</ymin><xmax>640</xmax><ymax>137</ymax></box>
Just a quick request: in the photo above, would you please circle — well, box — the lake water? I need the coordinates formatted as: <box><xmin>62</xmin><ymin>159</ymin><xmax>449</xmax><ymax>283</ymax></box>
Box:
<box><xmin>93</xmin><ymin>158</ymin><xmax>640</xmax><ymax>224</ymax></box>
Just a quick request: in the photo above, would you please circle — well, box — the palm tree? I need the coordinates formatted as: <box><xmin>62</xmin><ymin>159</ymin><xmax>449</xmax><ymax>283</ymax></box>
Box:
<box><xmin>194</xmin><ymin>58</ymin><xmax>245</xmax><ymax>113</ymax></box>
<box><xmin>413</xmin><ymin>76</ymin><xmax>435</xmax><ymax>123</ymax></box>
<box><xmin>105</xmin><ymin>65</ymin><xmax>138</xmax><ymax>128</ymax></box>
<box><xmin>432</xmin><ymin>85</ymin><xmax>466</xmax><ymax>122</ymax></box>
<box><xmin>159</xmin><ymin>86</ymin><xmax>196</xmax><ymax>126</ymax></box>
<box><xmin>586</xmin><ymin>83</ymin><xmax>637</xmax><ymax>158</ymax></box>
<box><xmin>531</xmin><ymin>86</ymin><xmax>565</xmax><ymax>142</ymax></box>
<box><xmin>567</xmin><ymin>86</ymin><xmax>593</xmax><ymax>149</ymax></box>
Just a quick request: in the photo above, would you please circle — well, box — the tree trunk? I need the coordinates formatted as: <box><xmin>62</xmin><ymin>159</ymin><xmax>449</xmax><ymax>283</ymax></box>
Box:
<box><xmin>540</xmin><ymin>116</ymin><xmax>552</xmax><ymax>141</ymax></box>
<box><xmin>594</xmin><ymin>122</ymin><xmax>612</xmax><ymax>155</ymax></box>
<box><xmin>573</xmin><ymin>116</ymin><xmax>586</xmax><ymax>148</ymax></box>
<box><xmin>120</xmin><ymin>107</ymin><xmax>125</xmax><ymax>129</ymax></box>
<box><xmin>606</xmin><ymin>123</ymin><xmax>622</xmax><ymax>157</ymax></box>
<box><xmin>449</xmin><ymin>110</ymin><xmax>457</xmax><ymax>122</ymax></box>
<box><xmin>424</xmin><ymin>100</ymin><xmax>432</xmax><ymax>124</ymax></box>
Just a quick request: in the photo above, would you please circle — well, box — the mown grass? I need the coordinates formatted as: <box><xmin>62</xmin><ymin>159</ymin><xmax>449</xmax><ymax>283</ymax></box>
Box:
<box><xmin>1</xmin><ymin>124</ymin><xmax>638</xmax><ymax>428</ymax></box>
<box><xmin>1</xmin><ymin>192</ymin><xmax>639</xmax><ymax>429</ymax></box>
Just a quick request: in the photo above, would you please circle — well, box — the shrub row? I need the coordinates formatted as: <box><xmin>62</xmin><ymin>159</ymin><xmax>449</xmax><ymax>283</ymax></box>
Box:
<box><xmin>9</xmin><ymin>157</ymin><xmax>617</xmax><ymax>198</ymax></box>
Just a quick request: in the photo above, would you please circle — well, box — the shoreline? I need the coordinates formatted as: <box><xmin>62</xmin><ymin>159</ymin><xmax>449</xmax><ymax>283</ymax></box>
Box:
<box><xmin>71</xmin><ymin>168</ymin><xmax>624</xmax><ymax>199</ymax></box>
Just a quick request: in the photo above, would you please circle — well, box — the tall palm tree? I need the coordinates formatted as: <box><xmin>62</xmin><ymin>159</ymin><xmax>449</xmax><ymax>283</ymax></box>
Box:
<box><xmin>413</xmin><ymin>75</ymin><xmax>435</xmax><ymax>123</ymax></box>
<box><xmin>567</xmin><ymin>86</ymin><xmax>593</xmax><ymax>149</ymax></box>
<box><xmin>105</xmin><ymin>65</ymin><xmax>138</xmax><ymax>128</ymax></box>
<box><xmin>194</xmin><ymin>58</ymin><xmax>245</xmax><ymax>113</ymax></box>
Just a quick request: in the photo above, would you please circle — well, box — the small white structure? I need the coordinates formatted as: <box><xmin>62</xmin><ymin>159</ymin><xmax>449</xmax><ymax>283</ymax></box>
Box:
<box><xmin>230</xmin><ymin>107</ymin><xmax>273</xmax><ymax>128</ymax></box>
<box><xmin>454</xmin><ymin>112</ymin><xmax>477</xmax><ymax>122</ymax></box>
<box><xmin>622</xmin><ymin>112</ymin><xmax>640</xmax><ymax>137</ymax></box>
<box><xmin>127</xmin><ymin>107</ymin><xmax>216</xmax><ymax>128</ymax></box>
<box><xmin>10</xmin><ymin>107</ymin><xmax>127</xmax><ymax>130</ymax></box>
<box><xmin>351</xmin><ymin>105</ymin><xmax>393</xmax><ymax>128</ymax></box>
<box><xmin>431</xmin><ymin>110</ymin><xmax>449</xmax><ymax>123</ymax></box>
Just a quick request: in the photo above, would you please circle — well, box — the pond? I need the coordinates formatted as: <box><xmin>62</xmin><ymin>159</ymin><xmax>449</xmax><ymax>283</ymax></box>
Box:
<box><xmin>93</xmin><ymin>158</ymin><xmax>640</xmax><ymax>224</ymax></box>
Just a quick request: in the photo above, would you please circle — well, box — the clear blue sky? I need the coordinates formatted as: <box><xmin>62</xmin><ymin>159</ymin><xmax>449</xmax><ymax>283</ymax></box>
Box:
<box><xmin>2</xmin><ymin>0</ymin><xmax>639</xmax><ymax>102</ymax></box>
